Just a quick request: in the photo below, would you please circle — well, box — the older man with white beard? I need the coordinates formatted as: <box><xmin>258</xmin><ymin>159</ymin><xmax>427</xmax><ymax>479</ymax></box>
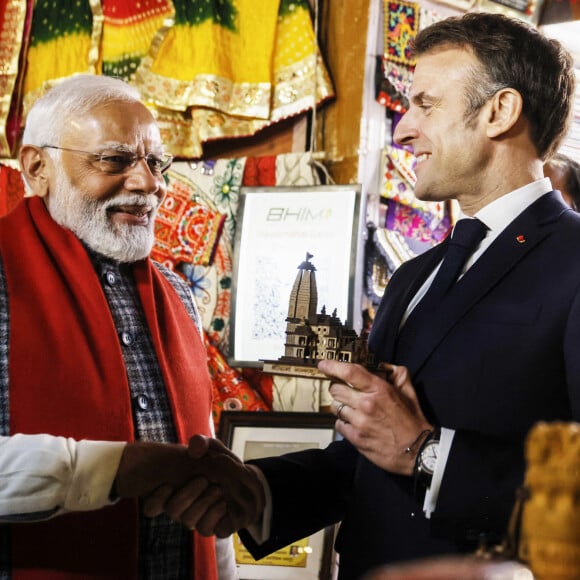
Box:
<box><xmin>0</xmin><ymin>74</ymin><xmax>236</xmax><ymax>580</ymax></box>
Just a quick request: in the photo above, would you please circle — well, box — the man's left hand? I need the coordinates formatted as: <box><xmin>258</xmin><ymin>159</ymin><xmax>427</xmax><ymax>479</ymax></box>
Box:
<box><xmin>318</xmin><ymin>360</ymin><xmax>432</xmax><ymax>476</ymax></box>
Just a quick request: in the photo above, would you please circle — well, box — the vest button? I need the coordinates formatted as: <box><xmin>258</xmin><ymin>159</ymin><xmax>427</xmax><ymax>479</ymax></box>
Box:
<box><xmin>136</xmin><ymin>394</ymin><xmax>150</xmax><ymax>410</ymax></box>
<box><xmin>105</xmin><ymin>271</ymin><xmax>116</xmax><ymax>286</ymax></box>
<box><xmin>121</xmin><ymin>332</ymin><xmax>133</xmax><ymax>346</ymax></box>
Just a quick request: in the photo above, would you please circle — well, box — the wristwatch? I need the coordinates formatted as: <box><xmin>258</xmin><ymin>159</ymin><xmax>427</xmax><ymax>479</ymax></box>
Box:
<box><xmin>416</xmin><ymin>433</ymin><xmax>440</xmax><ymax>487</ymax></box>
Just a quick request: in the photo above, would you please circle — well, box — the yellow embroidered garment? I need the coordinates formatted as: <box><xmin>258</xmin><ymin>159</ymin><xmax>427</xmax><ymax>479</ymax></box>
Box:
<box><xmin>137</xmin><ymin>0</ymin><xmax>278</xmax><ymax>117</ymax></box>
<box><xmin>21</xmin><ymin>0</ymin><xmax>102</xmax><ymax>117</ymax></box>
<box><xmin>135</xmin><ymin>0</ymin><xmax>334</xmax><ymax>157</ymax></box>
<box><xmin>13</xmin><ymin>0</ymin><xmax>333</xmax><ymax>159</ymax></box>
<box><xmin>101</xmin><ymin>0</ymin><xmax>174</xmax><ymax>82</ymax></box>
<box><xmin>0</xmin><ymin>0</ymin><xmax>28</xmax><ymax>157</ymax></box>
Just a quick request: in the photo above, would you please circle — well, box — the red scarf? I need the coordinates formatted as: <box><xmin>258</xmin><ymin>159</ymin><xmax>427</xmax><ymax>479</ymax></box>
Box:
<box><xmin>0</xmin><ymin>197</ymin><xmax>217</xmax><ymax>580</ymax></box>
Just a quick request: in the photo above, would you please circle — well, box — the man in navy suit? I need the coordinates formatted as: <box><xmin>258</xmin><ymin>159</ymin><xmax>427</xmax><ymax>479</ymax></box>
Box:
<box><xmin>146</xmin><ymin>12</ymin><xmax>580</xmax><ymax>580</ymax></box>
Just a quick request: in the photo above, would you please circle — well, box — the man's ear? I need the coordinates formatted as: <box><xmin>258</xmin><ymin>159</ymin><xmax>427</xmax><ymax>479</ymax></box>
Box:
<box><xmin>485</xmin><ymin>88</ymin><xmax>523</xmax><ymax>139</ymax></box>
<box><xmin>19</xmin><ymin>145</ymin><xmax>50</xmax><ymax>198</ymax></box>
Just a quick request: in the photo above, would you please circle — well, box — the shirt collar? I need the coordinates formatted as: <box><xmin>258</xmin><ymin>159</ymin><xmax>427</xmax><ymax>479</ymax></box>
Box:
<box><xmin>457</xmin><ymin>178</ymin><xmax>552</xmax><ymax>234</ymax></box>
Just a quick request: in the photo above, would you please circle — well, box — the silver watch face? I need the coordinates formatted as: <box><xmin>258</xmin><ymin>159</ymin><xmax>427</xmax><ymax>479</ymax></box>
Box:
<box><xmin>420</xmin><ymin>440</ymin><xmax>439</xmax><ymax>474</ymax></box>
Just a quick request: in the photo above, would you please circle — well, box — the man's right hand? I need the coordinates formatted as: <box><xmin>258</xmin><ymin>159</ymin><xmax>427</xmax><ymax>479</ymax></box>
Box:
<box><xmin>113</xmin><ymin>440</ymin><xmax>228</xmax><ymax>534</ymax></box>
<box><xmin>141</xmin><ymin>435</ymin><xmax>266</xmax><ymax>537</ymax></box>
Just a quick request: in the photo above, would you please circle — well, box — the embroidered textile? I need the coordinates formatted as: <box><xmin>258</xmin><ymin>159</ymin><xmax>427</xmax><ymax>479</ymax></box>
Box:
<box><xmin>381</xmin><ymin>145</ymin><xmax>417</xmax><ymax>200</ymax></box>
<box><xmin>152</xmin><ymin>173</ymin><xmax>226</xmax><ymax>269</ymax></box>
<box><xmin>384</xmin><ymin>198</ymin><xmax>451</xmax><ymax>244</ymax></box>
<box><xmin>376</xmin><ymin>56</ymin><xmax>411</xmax><ymax>113</ymax></box>
<box><xmin>21</xmin><ymin>0</ymin><xmax>102</xmax><ymax>117</ymax></box>
<box><xmin>135</xmin><ymin>0</ymin><xmax>334</xmax><ymax>157</ymax></box>
<box><xmin>377</xmin><ymin>4</ymin><xmax>443</xmax><ymax>114</ymax></box>
<box><xmin>148</xmin><ymin>160</ymin><xmax>272</xmax><ymax>425</ymax></box>
<box><xmin>380</xmin><ymin>146</ymin><xmax>450</xmax><ymax>244</ymax></box>
<box><xmin>0</xmin><ymin>0</ymin><xmax>28</xmax><ymax>157</ymax></box>
<box><xmin>205</xmin><ymin>334</ymin><xmax>269</xmax><ymax>428</ymax></box>
<box><xmin>151</xmin><ymin>162</ymin><xmax>242</xmax><ymax>349</ymax></box>
<box><xmin>384</xmin><ymin>0</ymin><xmax>419</xmax><ymax>67</ymax></box>
<box><xmin>170</xmin><ymin>159</ymin><xmax>246</xmax><ymax>244</ymax></box>
<box><xmin>101</xmin><ymin>0</ymin><xmax>173</xmax><ymax>81</ymax></box>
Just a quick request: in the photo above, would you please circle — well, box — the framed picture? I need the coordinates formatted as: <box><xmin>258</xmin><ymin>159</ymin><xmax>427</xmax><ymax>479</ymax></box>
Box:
<box><xmin>229</xmin><ymin>185</ymin><xmax>364</xmax><ymax>367</ymax></box>
<box><xmin>217</xmin><ymin>411</ymin><xmax>338</xmax><ymax>580</ymax></box>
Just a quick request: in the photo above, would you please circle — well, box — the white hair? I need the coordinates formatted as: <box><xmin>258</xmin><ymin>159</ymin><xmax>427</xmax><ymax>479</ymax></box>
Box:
<box><xmin>22</xmin><ymin>74</ymin><xmax>143</xmax><ymax>147</ymax></box>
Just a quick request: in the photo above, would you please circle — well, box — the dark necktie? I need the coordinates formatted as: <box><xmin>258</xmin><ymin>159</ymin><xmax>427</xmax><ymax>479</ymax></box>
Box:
<box><xmin>394</xmin><ymin>218</ymin><xmax>487</xmax><ymax>364</ymax></box>
<box><xmin>418</xmin><ymin>218</ymin><xmax>488</xmax><ymax>305</ymax></box>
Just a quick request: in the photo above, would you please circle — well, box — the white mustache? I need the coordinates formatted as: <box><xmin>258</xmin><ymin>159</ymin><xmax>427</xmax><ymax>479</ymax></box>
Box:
<box><xmin>102</xmin><ymin>193</ymin><xmax>160</xmax><ymax>213</ymax></box>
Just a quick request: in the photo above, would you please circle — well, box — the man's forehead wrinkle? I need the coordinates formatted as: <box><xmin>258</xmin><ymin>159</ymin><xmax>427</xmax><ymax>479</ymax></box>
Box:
<box><xmin>93</xmin><ymin>139</ymin><xmax>164</xmax><ymax>154</ymax></box>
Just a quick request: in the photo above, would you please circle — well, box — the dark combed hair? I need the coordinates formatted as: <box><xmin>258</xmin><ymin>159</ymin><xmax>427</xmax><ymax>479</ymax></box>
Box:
<box><xmin>412</xmin><ymin>12</ymin><xmax>575</xmax><ymax>161</ymax></box>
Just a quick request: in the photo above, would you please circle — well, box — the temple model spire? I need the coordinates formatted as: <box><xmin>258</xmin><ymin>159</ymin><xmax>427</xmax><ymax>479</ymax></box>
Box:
<box><xmin>287</xmin><ymin>252</ymin><xmax>318</xmax><ymax>322</ymax></box>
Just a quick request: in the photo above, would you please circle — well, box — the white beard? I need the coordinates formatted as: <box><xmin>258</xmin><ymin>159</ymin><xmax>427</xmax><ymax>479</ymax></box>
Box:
<box><xmin>46</xmin><ymin>166</ymin><xmax>160</xmax><ymax>263</ymax></box>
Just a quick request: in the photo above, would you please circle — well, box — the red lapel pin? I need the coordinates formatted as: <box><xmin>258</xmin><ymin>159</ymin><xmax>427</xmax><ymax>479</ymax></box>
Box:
<box><xmin>516</xmin><ymin>235</ymin><xmax>526</xmax><ymax>244</ymax></box>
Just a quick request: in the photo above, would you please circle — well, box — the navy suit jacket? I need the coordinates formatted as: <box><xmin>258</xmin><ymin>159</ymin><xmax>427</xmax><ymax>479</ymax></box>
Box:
<box><xmin>240</xmin><ymin>191</ymin><xmax>580</xmax><ymax>579</ymax></box>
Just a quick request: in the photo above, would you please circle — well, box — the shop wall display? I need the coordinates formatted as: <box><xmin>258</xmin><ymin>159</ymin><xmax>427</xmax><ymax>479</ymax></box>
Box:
<box><xmin>0</xmin><ymin>0</ymin><xmax>334</xmax><ymax>160</ymax></box>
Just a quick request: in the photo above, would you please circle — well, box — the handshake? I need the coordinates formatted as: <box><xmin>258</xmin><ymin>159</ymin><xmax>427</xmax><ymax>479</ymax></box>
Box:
<box><xmin>113</xmin><ymin>434</ymin><xmax>265</xmax><ymax>537</ymax></box>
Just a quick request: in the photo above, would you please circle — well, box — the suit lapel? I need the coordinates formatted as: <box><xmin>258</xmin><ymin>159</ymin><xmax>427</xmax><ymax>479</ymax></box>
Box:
<box><xmin>404</xmin><ymin>191</ymin><xmax>568</xmax><ymax>376</ymax></box>
<box><xmin>369</xmin><ymin>240</ymin><xmax>448</xmax><ymax>361</ymax></box>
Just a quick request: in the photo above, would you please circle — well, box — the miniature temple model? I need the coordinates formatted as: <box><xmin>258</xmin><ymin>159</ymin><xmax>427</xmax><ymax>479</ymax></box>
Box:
<box><xmin>262</xmin><ymin>253</ymin><xmax>373</xmax><ymax>378</ymax></box>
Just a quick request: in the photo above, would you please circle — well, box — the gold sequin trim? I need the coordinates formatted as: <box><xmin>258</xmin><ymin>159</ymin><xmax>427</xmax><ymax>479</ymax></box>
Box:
<box><xmin>0</xmin><ymin>0</ymin><xmax>28</xmax><ymax>157</ymax></box>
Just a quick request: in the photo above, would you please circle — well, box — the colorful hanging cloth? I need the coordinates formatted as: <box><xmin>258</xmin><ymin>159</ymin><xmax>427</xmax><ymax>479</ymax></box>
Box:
<box><xmin>152</xmin><ymin>161</ymin><xmax>242</xmax><ymax>350</ymax></box>
<box><xmin>377</xmin><ymin>3</ymin><xmax>443</xmax><ymax>114</ymax></box>
<box><xmin>101</xmin><ymin>0</ymin><xmax>174</xmax><ymax>81</ymax></box>
<box><xmin>384</xmin><ymin>0</ymin><xmax>419</xmax><ymax>67</ymax></box>
<box><xmin>137</xmin><ymin>0</ymin><xmax>278</xmax><ymax>116</ymax></box>
<box><xmin>0</xmin><ymin>0</ymin><xmax>29</xmax><ymax>158</ymax></box>
<box><xmin>377</xmin><ymin>0</ymin><xmax>419</xmax><ymax>115</ymax></box>
<box><xmin>380</xmin><ymin>146</ymin><xmax>450</xmax><ymax>244</ymax></box>
<box><xmin>152</xmin><ymin>171</ymin><xmax>226</xmax><ymax>269</ymax></box>
<box><xmin>21</xmin><ymin>0</ymin><xmax>102</xmax><ymax>117</ymax></box>
<box><xmin>135</xmin><ymin>0</ymin><xmax>334</xmax><ymax>157</ymax></box>
<box><xmin>205</xmin><ymin>333</ymin><xmax>270</xmax><ymax>430</ymax></box>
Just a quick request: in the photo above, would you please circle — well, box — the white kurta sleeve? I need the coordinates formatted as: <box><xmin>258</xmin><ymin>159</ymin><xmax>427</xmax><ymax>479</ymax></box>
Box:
<box><xmin>0</xmin><ymin>433</ymin><xmax>125</xmax><ymax>521</ymax></box>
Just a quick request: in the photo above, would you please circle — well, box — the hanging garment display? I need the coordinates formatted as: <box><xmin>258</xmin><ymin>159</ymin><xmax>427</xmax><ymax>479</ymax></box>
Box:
<box><xmin>21</xmin><ymin>0</ymin><xmax>102</xmax><ymax>117</ymax></box>
<box><xmin>134</xmin><ymin>0</ymin><xmax>334</xmax><ymax>157</ymax></box>
<box><xmin>101</xmin><ymin>0</ymin><xmax>174</xmax><ymax>81</ymax></box>
<box><xmin>380</xmin><ymin>145</ymin><xmax>450</xmax><ymax>243</ymax></box>
<box><xmin>0</xmin><ymin>0</ymin><xmax>31</xmax><ymax>158</ymax></box>
<box><xmin>3</xmin><ymin>0</ymin><xmax>334</xmax><ymax>160</ymax></box>
<box><xmin>377</xmin><ymin>0</ymin><xmax>419</xmax><ymax>114</ymax></box>
<box><xmin>377</xmin><ymin>1</ymin><xmax>444</xmax><ymax>115</ymax></box>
